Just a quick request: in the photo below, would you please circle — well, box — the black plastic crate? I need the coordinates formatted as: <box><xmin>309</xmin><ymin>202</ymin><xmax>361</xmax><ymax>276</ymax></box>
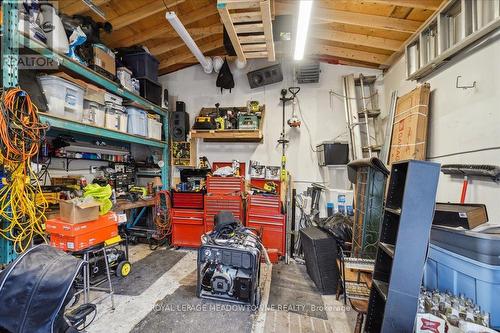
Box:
<box><xmin>138</xmin><ymin>77</ymin><xmax>162</xmax><ymax>106</ymax></box>
<box><xmin>121</xmin><ymin>52</ymin><xmax>159</xmax><ymax>82</ymax></box>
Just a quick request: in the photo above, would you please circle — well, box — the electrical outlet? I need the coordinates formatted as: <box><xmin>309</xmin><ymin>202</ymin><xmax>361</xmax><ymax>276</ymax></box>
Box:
<box><xmin>90</xmin><ymin>166</ymin><xmax>99</xmax><ymax>174</ymax></box>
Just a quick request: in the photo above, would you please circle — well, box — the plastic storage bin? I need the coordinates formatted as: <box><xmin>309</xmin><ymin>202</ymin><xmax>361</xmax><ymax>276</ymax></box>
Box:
<box><xmin>82</xmin><ymin>100</ymin><xmax>105</xmax><ymax>127</ymax></box>
<box><xmin>147</xmin><ymin>117</ymin><xmax>162</xmax><ymax>140</ymax></box>
<box><xmin>121</xmin><ymin>52</ymin><xmax>159</xmax><ymax>82</ymax></box>
<box><xmin>126</xmin><ymin>107</ymin><xmax>148</xmax><ymax>137</ymax></box>
<box><xmin>138</xmin><ymin>77</ymin><xmax>162</xmax><ymax>106</ymax></box>
<box><xmin>117</xmin><ymin>67</ymin><xmax>133</xmax><ymax>91</ymax></box>
<box><xmin>104</xmin><ymin>91</ymin><xmax>123</xmax><ymax>106</ymax></box>
<box><xmin>424</xmin><ymin>227</ymin><xmax>500</xmax><ymax>329</ymax></box>
<box><xmin>105</xmin><ymin>103</ymin><xmax>127</xmax><ymax>132</ymax></box>
<box><xmin>38</xmin><ymin>75</ymin><xmax>84</xmax><ymax>121</ymax></box>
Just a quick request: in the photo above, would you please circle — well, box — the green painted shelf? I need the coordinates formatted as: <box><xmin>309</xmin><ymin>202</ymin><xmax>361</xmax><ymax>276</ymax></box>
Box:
<box><xmin>39</xmin><ymin>114</ymin><xmax>167</xmax><ymax>148</ymax></box>
<box><xmin>20</xmin><ymin>35</ymin><xmax>167</xmax><ymax>117</ymax></box>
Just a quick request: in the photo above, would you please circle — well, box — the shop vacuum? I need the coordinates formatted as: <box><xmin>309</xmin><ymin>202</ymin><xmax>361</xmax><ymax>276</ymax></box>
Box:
<box><xmin>197</xmin><ymin>211</ymin><xmax>264</xmax><ymax>306</ymax></box>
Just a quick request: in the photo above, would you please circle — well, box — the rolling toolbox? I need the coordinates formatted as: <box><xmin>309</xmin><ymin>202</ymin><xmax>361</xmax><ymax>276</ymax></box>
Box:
<box><xmin>171</xmin><ymin>208</ymin><xmax>205</xmax><ymax>248</ymax></box>
<box><xmin>204</xmin><ymin>194</ymin><xmax>244</xmax><ymax>232</ymax></box>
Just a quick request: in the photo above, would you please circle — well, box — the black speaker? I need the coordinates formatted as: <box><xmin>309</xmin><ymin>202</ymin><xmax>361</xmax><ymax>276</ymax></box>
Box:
<box><xmin>300</xmin><ymin>226</ymin><xmax>339</xmax><ymax>295</ymax></box>
<box><xmin>171</xmin><ymin>111</ymin><xmax>189</xmax><ymax>142</ymax></box>
<box><xmin>176</xmin><ymin>100</ymin><xmax>185</xmax><ymax>113</ymax></box>
<box><xmin>247</xmin><ymin>64</ymin><xmax>283</xmax><ymax>89</ymax></box>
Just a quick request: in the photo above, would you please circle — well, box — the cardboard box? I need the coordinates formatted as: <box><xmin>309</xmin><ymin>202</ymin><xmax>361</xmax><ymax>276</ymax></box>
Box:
<box><xmin>433</xmin><ymin>203</ymin><xmax>488</xmax><ymax>229</ymax></box>
<box><xmin>92</xmin><ymin>45</ymin><xmax>116</xmax><ymax>76</ymax></box>
<box><xmin>389</xmin><ymin>84</ymin><xmax>430</xmax><ymax>164</ymax></box>
<box><xmin>59</xmin><ymin>199</ymin><xmax>100</xmax><ymax>223</ymax></box>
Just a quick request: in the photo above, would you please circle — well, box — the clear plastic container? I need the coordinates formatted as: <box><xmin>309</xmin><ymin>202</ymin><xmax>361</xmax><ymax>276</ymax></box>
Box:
<box><xmin>105</xmin><ymin>103</ymin><xmax>126</xmax><ymax>132</ymax></box>
<box><xmin>117</xmin><ymin>67</ymin><xmax>133</xmax><ymax>91</ymax></box>
<box><xmin>104</xmin><ymin>91</ymin><xmax>123</xmax><ymax>105</ymax></box>
<box><xmin>126</xmin><ymin>107</ymin><xmax>148</xmax><ymax>137</ymax></box>
<box><xmin>147</xmin><ymin>117</ymin><xmax>162</xmax><ymax>140</ymax></box>
<box><xmin>38</xmin><ymin>75</ymin><xmax>84</xmax><ymax>121</ymax></box>
<box><xmin>82</xmin><ymin>100</ymin><xmax>105</xmax><ymax>127</ymax></box>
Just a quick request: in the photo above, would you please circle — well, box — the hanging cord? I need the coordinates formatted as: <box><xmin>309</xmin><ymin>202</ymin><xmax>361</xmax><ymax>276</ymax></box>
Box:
<box><xmin>150</xmin><ymin>190</ymin><xmax>172</xmax><ymax>250</ymax></box>
<box><xmin>0</xmin><ymin>88</ymin><xmax>49</xmax><ymax>253</ymax></box>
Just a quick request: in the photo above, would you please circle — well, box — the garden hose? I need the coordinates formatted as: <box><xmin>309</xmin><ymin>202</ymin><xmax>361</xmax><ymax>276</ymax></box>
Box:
<box><xmin>0</xmin><ymin>88</ymin><xmax>48</xmax><ymax>253</ymax></box>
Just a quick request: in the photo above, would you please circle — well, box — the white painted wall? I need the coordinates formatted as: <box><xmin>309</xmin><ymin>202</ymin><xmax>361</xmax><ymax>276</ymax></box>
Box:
<box><xmin>382</xmin><ymin>32</ymin><xmax>500</xmax><ymax>223</ymax></box>
<box><xmin>160</xmin><ymin>59</ymin><xmax>382</xmax><ymax>200</ymax></box>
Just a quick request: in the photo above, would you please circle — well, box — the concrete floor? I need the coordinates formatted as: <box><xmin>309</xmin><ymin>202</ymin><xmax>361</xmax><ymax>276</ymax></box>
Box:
<box><xmin>85</xmin><ymin>244</ymin><xmax>357</xmax><ymax>333</ymax></box>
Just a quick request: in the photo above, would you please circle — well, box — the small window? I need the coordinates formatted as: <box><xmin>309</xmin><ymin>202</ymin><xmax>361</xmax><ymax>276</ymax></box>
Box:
<box><xmin>420</xmin><ymin>21</ymin><xmax>438</xmax><ymax>65</ymax></box>
<box><xmin>406</xmin><ymin>40</ymin><xmax>420</xmax><ymax>76</ymax></box>
<box><xmin>440</xmin><ymin>0</ymin><xmax>463</xmax><ymax>50</ymax></box>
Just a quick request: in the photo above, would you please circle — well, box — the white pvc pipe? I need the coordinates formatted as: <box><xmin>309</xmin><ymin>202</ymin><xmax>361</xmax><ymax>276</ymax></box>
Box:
<box><xmin>165</xmin><ymin>12</ymin><xmax>213</xmax><ymax>74</ymax></box>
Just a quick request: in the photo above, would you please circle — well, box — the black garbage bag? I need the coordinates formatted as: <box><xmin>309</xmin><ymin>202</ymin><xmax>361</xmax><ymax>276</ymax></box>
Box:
<box><xmin>317</xmin><ymin>213</ymin><xmax>353</xmax><ymax>249</ymax></box>
<box><xmin>0</xmin><ymin>245</ymin><xmax>84</xmax><ymax>333</ymax></box>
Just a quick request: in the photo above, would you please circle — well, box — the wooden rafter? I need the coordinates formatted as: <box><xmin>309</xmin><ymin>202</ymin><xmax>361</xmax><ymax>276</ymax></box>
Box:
<box><xmin>149</xmin><ymin>26</ymin><xmax>222</xmax><ymax>56</ymax></box>
<box><xmin>367</xmin><ymin>0</ymin><xmax>442</xmax><ymax>10</ymax></box>
<box><xmin>313</xmin><ymin>44</ymin><xmax>389</xmax><ymax>64</ymax></box>
<box><xmin>115</xmin><ymin>3</ymin><xmax>217</xmax><ymax>47</ymax></box>
<box><xmin>59</xmin><ymin>0</ymin><xmax>110</xmax><ymax>16</ymax></box>
<box><xmin>276</xmin><ymin>2</ymin><xmax>422</xmax><ymax>33</ymax></box>
<box><xmin>221</xmin><ymin>0</ymin><xmax>261</xmax><ymax>10</ymax></box>
<box><xmin>312</xmin><ymin>29</ymin><xmax>402</xmax><ymax>51</ymax></box>
<box><xmin>110</xmin><ymin>0</ymin><xmax>185</xmax><ymax>31</ymax></box>
<box><xmin>159</xmin><ymin>39</ymin><xmax>224</xmax><ymax>70</ymax></box>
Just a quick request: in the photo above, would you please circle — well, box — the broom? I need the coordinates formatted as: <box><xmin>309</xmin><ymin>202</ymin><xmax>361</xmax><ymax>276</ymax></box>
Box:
<box><xmin>441</xmin><ymin>164</ymin><xmax>500</xmax><ymax>203</ymax></box>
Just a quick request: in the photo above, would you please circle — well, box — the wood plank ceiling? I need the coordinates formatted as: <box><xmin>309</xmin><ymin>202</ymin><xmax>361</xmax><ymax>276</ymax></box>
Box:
<box><xmin>59</xmin><ymin>0</ymin><xmax>444</xmax><ymax>75</ymax></box>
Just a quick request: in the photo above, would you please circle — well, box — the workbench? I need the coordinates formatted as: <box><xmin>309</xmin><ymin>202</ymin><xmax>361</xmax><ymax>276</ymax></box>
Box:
<box><xmin>114</xmin><ymin>198</ymin><xmax>155</xmax><ymax>230</ymax></box>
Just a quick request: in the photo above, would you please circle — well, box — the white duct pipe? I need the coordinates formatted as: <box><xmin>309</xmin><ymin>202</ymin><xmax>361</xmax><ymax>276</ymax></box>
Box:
<box><xmin>165</xmin><ymin>12</ymin><xmax>213</xmax><ymax>74</ymax></box>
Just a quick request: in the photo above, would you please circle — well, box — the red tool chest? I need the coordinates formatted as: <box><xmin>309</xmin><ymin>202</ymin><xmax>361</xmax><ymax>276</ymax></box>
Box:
<box><xmin>247</xmin><ymin>194</ymin><xmax>281</xmax><ymax>214</ymax></box>
<box><xmin>206</xmin><ymin>176</ymin><xmax>245</xmax><ymax>195</ymax></box>
<box><xmin>249</xmin><ymin>179</ymin><xmax>281</xmax><ymax>196</ymax></box>
<box><xmin>47</xmin><ymin>213</ymin><xmax>119</xmax><ymax>252</ymax></box>
<box><xmin>204</xmin><ymin>194</ymin><xmax>244</xmax><ymax>233</ymax></box>
<box><xmin>171</xmin><ymin>208</ymin><xmax>204</xmax><ymax>248</ymax></box>
<box><xmin>171</xmin><ymin>191</ymin><xmax>204</xmax><ymax>209</ymax></box>
<box><xmin>246</xmin><ymin>212</ymin><xmax>286</xmax><ymax>260</ymax></box>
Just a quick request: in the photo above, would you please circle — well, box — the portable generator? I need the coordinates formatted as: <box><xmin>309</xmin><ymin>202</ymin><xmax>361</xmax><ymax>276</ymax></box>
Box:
<box><xmin>197</xmin><ymin>211</ymin><xmax>262</xmax><ymax>306</ymax></box>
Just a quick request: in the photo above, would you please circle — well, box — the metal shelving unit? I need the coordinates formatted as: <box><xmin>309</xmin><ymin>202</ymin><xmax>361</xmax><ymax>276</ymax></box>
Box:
<box><xmin>0</xmin><ymin>1</ymin><xmax>170</xmax><ymax>264</ymax></box>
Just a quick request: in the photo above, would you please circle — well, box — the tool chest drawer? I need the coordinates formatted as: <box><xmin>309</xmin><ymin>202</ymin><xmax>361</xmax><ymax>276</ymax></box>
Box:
<box><xmin>171</xmin><ymin>209</ymin><xmax>204</xmax><ymax>225</ymax></box>
<box><xmin>247</xmin><ymin>195</ymin><xmax>281</xmax><ymax>212</ymax></box>
<box><xmin>171</xmin><ymin>191</ymin><xmax>204</xmax><ymax>209</ymax></box>
<box><xmin>204</xmin><ymin>194</ymin><xmax>244</xmax><ymax>232</ymax></box>
<box><xmin>172</xmin><ymin>223</ymin><xmax>204</xmax><ymax>248</ymax></box>
<box><xmin>206</xmin><ymin>176</ymin><xmax>245</xmax><ymax>195</ymax></box>
<box><xmin>247</xmin><ymin>213</ymin><xmax>285</xmax><ymax>256</ymax></box>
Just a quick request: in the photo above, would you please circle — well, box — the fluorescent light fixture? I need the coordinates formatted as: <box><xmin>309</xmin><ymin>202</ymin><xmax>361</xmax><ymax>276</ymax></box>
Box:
<box><xmin>81</xmin><ymin>0</ymin><xmax>106</xmax><ymax>19</ymax></box>
<box><xmin>294</xmin><ymin>0</ymin><xmax>313</xmax><ymax>61</ymax></box>
<box><xmin>165</xmin><ymin>12</ymin><xmax>213</xmax><ymax>74</ymax></box>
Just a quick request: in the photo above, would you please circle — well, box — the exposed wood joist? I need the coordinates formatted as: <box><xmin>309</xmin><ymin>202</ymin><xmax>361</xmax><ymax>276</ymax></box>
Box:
<box><xmin>217</xmin><ymin>3</ymin><xmax>247</xmax><ymax>63</ymax></box>
<box><xmin>154</xmin><ymin>26</ymin><xmax>223</xmax><ymax>39</ymax></box>
<box><xmin>275</xmin><ymin>2</ymin><xmax>422</xmax><ymax>33</ymax></box>
<box><xmin>159</xmin><ymin>39</ymin><xmax>224</xmax><ymax>70</ymax></box>
<box><xmin>313</xmin><ymin>44</ymin><xmax>389</xmax><ymax>64</ymax></box>
<box><xmin>380</xmin><ymin>0</ymin><xmax>449</xmax><ymax>68</ymax></box>
<box><xmin>110</xmin><ymin>0</ymin><xmax>185</xmax><ymax>31</ymax></box>
<box><xmin>312</xmin><ymin>29</ymin><xmax>402</xmax><ymax>51</ymax></box>
<box><xmin>59</xmin><ymin>0</ymin><xmax>110</xmax><ymax>16</ymax></box>
<box><xmin>245</xmin><ymin>51</ymin><xmax>268</xmax><ymax>59</ymax></box>
<box><xmin>368</xmin><ymin>0</ymin><xmax>442</xmax><ymax>10</ymax></box>
<box><xmin>116</xmin><ymin>3</ymin><xmax>217</xmax><ymax>47</ymax></box>
<box><xmin>241</xmin><ymin>43</ymin><xmax>267</xmax><ymax>52</ymax></box>
<box><xmin>260</xmin><ymin>0</ymin><xmax>275</xmax><ymax>61</ymax></box>
<box><xmin>149</xmin><ymin>26</ymin><xmax>222</xmax><ymax>55</ymax></box>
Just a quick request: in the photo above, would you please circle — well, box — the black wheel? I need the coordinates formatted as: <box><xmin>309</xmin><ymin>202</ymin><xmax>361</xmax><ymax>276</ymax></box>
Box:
<box><xmin>116</xmin><ymin>261</ymin><xmax>132</xmax><ymax>277</ymax></box>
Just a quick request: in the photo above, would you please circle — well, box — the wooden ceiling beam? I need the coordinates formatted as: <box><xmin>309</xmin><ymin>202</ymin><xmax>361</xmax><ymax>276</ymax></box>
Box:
<box><xmin>116</xmin><ymin>3</ymin><xmax>217</xmax><ymax>47</ymax></box>
<box><xmin>149</xmin><ymin>31</ymin><xmax>222</xmax><ymax>56</ymax></box>
<box><xmin>150</xmin><ymin>26</ymin><xmax>223</xmax><ymax>40</ymax></box>
<box><xmin>234</xmin><ymin>23</ymin><xmax>264</xmax><ymax>34</ymax></box>
<box><xmin>312</xmin><ymin>28</ymin><xmax>402</xmax><ymax>51</ymax></box>
<box><xmin>367</xmin><ymin>0</ymin><xmax>442</xmax><ymax>10</ymax></box>
<box><xmin>59</xmin><ymin>0</ymin><xmax>110</xmax><ymax>16</ymax></box>
<box><xmin>260</xmin><ymin>0</ymin><xmax>275</xmax><ymax>62</ymax></box>
<box><xmin>312</xmin><ymin>44</ymin><xmax>389</xmax><ymax>64</ymax></box>
<box><xmin>276</xmin><ymin>2</ymin><xmax>422</xmax><ymax>33</ymax></box>
<box><xmin>159</xmin><ymin>39</ymin><xmax>224</xmax><ymax>69</ymax></box>
<box><xmin>110</xmin><ymin>0</ymin><xmax>185</xmax><ymax>31</ymax></box>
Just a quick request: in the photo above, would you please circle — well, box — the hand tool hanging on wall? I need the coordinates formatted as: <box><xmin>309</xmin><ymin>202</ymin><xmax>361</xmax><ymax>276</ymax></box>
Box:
<box><xmin>278</xmin><ymin>87</ymin><xmax>300</xmax><ymax>182</ymax></box>
<box><xmin>441</xmin><ymin>164</ymin><xmax>500</xmax><ymax>203</ymax></box>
